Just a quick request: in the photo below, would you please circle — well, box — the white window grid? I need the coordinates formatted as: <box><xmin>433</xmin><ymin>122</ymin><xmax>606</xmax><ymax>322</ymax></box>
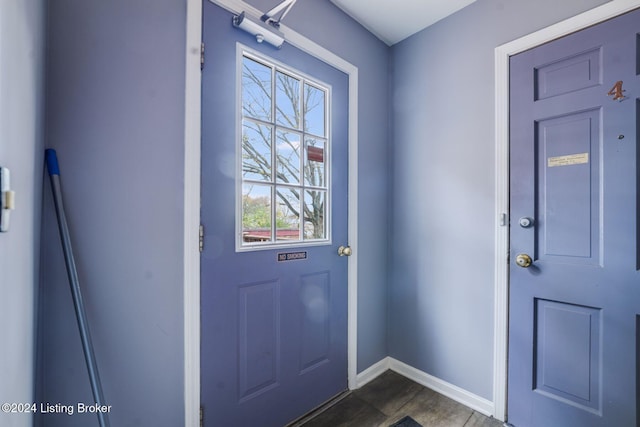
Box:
<box><xmin>236</xmin><ymin>46</ymin><xmax>332</xmax><ymax>251</ymax></box>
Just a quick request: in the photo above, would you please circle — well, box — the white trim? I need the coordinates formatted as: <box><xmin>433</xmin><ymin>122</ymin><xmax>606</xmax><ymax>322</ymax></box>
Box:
<box><xmin>389</xmin><ymin>358</ymin><xmax>495</xmax><ymax>417</ymax></box>
<box><xmin>493</xmin><ymin>0</ymin><xmax>640</xmax><ymax>422</ymax></box>
<box><xmin>354</xmin><ymin>357</ymin><xmax>390</xmax><ymax>388</ymax></box>
<box><xmin>356</xmin><ymin>357</ymin><xmax>495</xmax><ymax>416</ymax></box>
<box><xmin>210</xmin><ymin>0</ymin><xmax>360</xmax><ymax>391</ymax></box>
<box><xmin>184</xmin><ymin>0</ymin><xmax>202</xmax><ymax>425</ymax></box>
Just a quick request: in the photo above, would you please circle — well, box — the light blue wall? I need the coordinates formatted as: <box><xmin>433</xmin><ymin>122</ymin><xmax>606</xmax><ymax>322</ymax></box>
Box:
<box><xmin>389</xmin><ymin>0</ymin><xmax>610</xmax><ymax>401</ymax></box>
<box><xmin>244</xmin><ymin>0</ymin><xmax>392</xmax><ymax>372</ymax></box>
<box><xmin>37</xmin><ymin>0</ymin><xmax>186</xmax><ymax>425</ymax></box>
<box><xmin>37</xmin><ymin>0</ymin><xmax>389</xmax><ymax>425</ymax></box>
<box><xmin>0</xmin><ymin>1</ymin><xmax>45</xmax><ymax>426</ymax></box>
<box><xmin>34</xmin><ymin>0</ymin><xmax>618</xmax><ymax>423</ymax></box>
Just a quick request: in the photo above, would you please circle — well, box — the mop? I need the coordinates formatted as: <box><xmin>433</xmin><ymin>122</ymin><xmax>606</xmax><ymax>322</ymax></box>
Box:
<box><xmin>45</xmin><ymin>149</ymin><xmax>110</xmax><ymax>427</ymax></box>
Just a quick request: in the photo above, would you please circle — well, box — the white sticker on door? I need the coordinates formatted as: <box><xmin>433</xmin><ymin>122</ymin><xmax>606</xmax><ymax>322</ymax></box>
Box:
<box><xmin>547</xmin><ymin>153</ymin><xmax>589</xmax><ymax>167</ymax></box>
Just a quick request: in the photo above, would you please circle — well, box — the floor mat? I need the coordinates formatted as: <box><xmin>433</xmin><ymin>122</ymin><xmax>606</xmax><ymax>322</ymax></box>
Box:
<box><xmin>389</xmin><ymin>415</ymin><xmax>422</xmax><ymax>427</ymax></box>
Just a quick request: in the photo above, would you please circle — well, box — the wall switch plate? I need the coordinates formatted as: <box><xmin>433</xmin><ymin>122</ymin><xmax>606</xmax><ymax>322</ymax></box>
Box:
<box><xmin>0</xmin><ymin>167</ymin><xmax>15</xmax><ymax>232</ymax></box>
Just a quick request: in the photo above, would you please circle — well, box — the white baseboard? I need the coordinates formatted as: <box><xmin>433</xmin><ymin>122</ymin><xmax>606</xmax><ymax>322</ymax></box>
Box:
<box><xmin>354</xmin><ymin>357</ymin><xmax>390</xmax><ymax>389</ymax></box>
<box><xmin>388</xmin><ymin>358</ymin><xmax>495</xmax><ymax>417</ymax></box>
<box><xmin>355</xmin><ymin>357</ymin><xmax>495</xmax><ymax>417</ymax></box>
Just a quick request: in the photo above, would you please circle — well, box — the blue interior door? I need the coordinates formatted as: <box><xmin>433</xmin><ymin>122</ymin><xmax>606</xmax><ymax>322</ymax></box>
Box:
<box><xmin>200</xmin><ymin>2</ymin><xmax>350</xmax><ymax>426</ymax></box>
<box><xmin>508</xmin><ymin>8</ymin><xmax>640</xmax><ymax>427</ymax></box>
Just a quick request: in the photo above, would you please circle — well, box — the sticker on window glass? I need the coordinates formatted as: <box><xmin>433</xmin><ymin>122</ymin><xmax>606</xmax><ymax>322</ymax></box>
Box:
<box><xmin>547</xmin><ymin>153</ymin><xmax>589</xmax><ymax>167</ymax></box>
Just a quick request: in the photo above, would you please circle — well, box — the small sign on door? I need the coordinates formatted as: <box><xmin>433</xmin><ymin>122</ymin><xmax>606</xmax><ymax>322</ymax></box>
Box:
<box><xmin>547</xmin><ymin>152</ymin><xmax>589</xmax><ymax>167</ymax></box>
<box><xmin>277</xmin><ymin>251</ymin><xmax>308</xmax><ymax>262</ymax></box>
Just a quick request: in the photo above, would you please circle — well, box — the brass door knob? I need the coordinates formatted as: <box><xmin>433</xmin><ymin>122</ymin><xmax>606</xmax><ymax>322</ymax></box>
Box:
<box><xmin>338</xmin><ymin>245</ymin><xmax>352</xmax><ymax>257</ymax></box>
<box><xmin>515</xmin><ymin>253</ymin><xmax>533</xmax><ymax>268</ymax></box>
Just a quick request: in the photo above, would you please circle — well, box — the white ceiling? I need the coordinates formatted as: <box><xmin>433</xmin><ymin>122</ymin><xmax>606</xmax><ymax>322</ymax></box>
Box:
<box><xmin>330</xmin><ymin>0</ymin><xmax>477</xmax><ymax>46</ymax></box>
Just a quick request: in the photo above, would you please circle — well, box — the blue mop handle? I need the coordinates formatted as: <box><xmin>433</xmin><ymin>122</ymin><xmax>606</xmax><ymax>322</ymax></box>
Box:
<box><xmin>45</xmin><ymin>149</ymin><xmax>60</xmax><ymax>176</ymax></box>
<box><xmin>45</xmin><ymin>148</ymin><xmax>110</xmax><ymax>427</ymax></box>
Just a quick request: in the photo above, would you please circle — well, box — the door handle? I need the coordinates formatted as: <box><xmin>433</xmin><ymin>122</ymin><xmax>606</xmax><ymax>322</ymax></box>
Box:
<box><xmin>338</xmin><ymin>245</ymin><xmax>352</xmax><ymax>257</ymax></box>
<box><xmin>518</xmin><ymin>217</ymin><xmax>534</xmax><ymax>228</ymax></box>
<box><xmin>515</xmin><ymin>253</ymin><xmax>533</xmax><ymax>268</ymax></box>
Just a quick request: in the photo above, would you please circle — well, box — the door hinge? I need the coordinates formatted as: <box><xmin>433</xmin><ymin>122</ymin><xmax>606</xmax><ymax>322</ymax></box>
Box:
<box><xmin>199</xmin><ymin>225</ymin><xmax>205</xmax><ymax>253</ymax></box>
<box><xmin>200</xmin><ymin>406</ymin><xmax>204</xmax><ymax>427</ymax></box>
<box><xmin>200</xmin><ymin>43</ymin><xmax>205</xmax><ymax>70</ymax></box>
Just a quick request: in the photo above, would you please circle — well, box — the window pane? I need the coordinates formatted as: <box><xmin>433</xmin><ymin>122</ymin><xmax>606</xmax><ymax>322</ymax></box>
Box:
<box><xmin>239</xmin><ymin>52</ymin><xmax>332</xmax><ymax>248</ymax></box>
<box><xmin>276</xmin><ymin>130</ymin><xmax>301</xmax><ymax>184</ymax></box>
<box><xmin>304</xmin><ymin>84</ymin><xmax>325</xmax><ymax>136</ymax></box>
<box><xmin>242</xmin><ymin>57</ymin><xmax>272</xmax><ymax>121</ymax></box>
<box><xmin>275</xmin><ymin>187</ymin><xmax>300</xmax><ymax>241</ymax></box>
<box><xmin>276</xmin><ymin>71</ymin><xmax>300</xmax><ymax>129</ymax></box>
<box><xmin>242</xmin><ymin>120</ymin><xmax>272</xmax><ymax>181</ymax></box>
<box><xmin>242</xmin><ymin>184</ymin><xmax>272</xmax><ymax>243</ymax></box>
<box><xmin>304</xmin><ymin>137</ymin><xmax>325</xmax><ymax>188</ymax></box>
<box><xmin>304</xmin><ymin>190</ymin><xmax>325</xmax><ymax>240</ymax></box>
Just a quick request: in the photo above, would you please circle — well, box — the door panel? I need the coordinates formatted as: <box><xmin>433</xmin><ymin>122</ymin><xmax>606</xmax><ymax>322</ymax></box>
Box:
<box><xmin>534</xmin><ymin>47</ymin><xmax>601</xmax><ymax>100</ymax></box>
<box><xmin>537</xmin><ymin>109</ymin><xmax>601</xmax><ymax>264</ymax></box>
<box><xmin>508</xmin><ymin>8</ymin><xmax>640</xmax><ymax>427</ymax></box>
<box><xmin>534</xmin><ymin>299</ymin><xmax>601</xmax><ymax>413</ymax></box>
<box><xmin>299</xmin><ymin>271</ymin><xmax>331</xmax><ymax>373</ymax></box>
<box><xmin>237</xmin><ymin>280</ymin><xmax>280</xmax><ymax>402</ymax></box>
<box><xmin>200</xmin><ymin>2</ymin><xmax>349</xmax><ymax>426</ymax></box>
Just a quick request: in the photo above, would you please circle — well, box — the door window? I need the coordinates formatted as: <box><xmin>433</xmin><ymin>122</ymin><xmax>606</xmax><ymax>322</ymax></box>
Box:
<box><xmin>238</xmin><ymin>50</ymin><xmax>331</xmax><ymax>250</ymax></box>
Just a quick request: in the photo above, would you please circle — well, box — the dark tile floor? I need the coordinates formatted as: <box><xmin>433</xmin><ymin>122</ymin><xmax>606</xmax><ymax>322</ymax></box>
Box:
<box><xmin>295</xmin><ymin>370</ymin><xmax>504</xmax><ymax>427</ymax></box>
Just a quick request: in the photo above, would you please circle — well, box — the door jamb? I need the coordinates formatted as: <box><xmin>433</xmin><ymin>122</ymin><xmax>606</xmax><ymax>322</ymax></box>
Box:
<box><xmin>184</xmin><ymin>0</ymin><xmax>202</xmax><ymax>426</ymax></box>
<box><xmin>493</xmin><ymin>0</ymin><xmax>640</xmax><ymax>421</ymax></box>
<box><xmin>184</xmin><ymin>0</ymin><xmax>359</xmax><ymax>425</ymax></box>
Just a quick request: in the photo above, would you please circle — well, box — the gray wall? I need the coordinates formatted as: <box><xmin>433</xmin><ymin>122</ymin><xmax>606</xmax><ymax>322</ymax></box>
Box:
<box><xmin>37</xmin><ymin>0</ymin><xmax>186</xmax><ymax>426</ymax></box>
<box><xmin>389</xmin><ymin>0</ymin><xmax>610</xmax><ymax>401</ymax></box>
<box><xmin>0</xmin><ymin>1</ymin><xmax>46</xmax><ymax>426</ymax></box>
<box><xmin>244</xmin><ymin>0</ymin><xmax>391</xmax><ymax>372</ymax></box>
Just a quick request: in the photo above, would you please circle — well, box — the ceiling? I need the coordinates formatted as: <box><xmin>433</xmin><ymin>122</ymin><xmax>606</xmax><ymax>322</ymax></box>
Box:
<box><xmin>330</xmin><ymin>0</ymin><xmax>477</xmax><ymax>46</ymax></box>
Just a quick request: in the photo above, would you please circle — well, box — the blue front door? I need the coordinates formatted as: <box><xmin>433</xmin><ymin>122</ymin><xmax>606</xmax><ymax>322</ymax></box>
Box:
<box><xmin>508</xmin><ymin>8</ymin><xmax>640</xmax><ymax>426</ymax></box>
<box><xmin>200</xmin><ymin>2</ymin><xmax>350</xmax><ymax>426</ymax></box>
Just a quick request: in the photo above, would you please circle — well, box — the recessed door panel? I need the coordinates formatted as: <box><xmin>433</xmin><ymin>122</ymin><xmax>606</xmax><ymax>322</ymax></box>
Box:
<box><xmin>534</xmin><ymin>299</ymin><xmax>601</xmax><ymax>413</ymax></box>
<box><xmin>536</xmin><ymin>110</ymin><xmax>602</xmax><ymax>264</ymax></box>
<box><xmin>535</xmin><ymin>48</ymin><xmax>602</xmax><ymax>100</ymax></box>
<box><xmin>636</xmin><ymin>34</ymin><xmax>640</xmax><ymax>75</ymax></box>
<box><xmin>299</xmin><ymin>271</ymin><xmax>330</xmax><ymax>374</ymax></box>
<box><xmin>637</xmin><ymin>100</ymin><xmax>640</xmax><ymax>271</ymax></box>
<box><xmin>238</xmin><ymin>281</ymin><xmax>280</xmax><ymax>402</ymax></box>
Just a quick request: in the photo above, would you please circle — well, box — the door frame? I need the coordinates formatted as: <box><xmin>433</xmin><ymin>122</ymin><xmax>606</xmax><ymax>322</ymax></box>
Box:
<box><xmin>493</xmin><ymin>0</ymin><xmax>640</xmax><ymax>421</ymax></box>
<box><xmin>183</xmin><ymin>0</ymin><xmax>359</xmax><ymax>425</ymax></box>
